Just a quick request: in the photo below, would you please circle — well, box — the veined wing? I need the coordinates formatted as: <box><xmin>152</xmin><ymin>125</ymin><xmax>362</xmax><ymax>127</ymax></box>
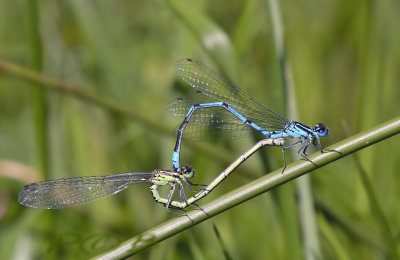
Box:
<box><xmin>168</xmin><ymin>91</ymin><xmax>248</xmax><ymax>127</ymax></box>
<box><xmin>18</xmin><ymin>172</ymin><xmax>153</xmax><ymax>209</ymax></box>
<box><xmin>168</xmin><ymin>91</ymin><xmax>257</xmax><ymax>141</ymax></box>
<box><xmin>173</xmin><ymin>123</ymin><xmax>257</xmax><ymax>141</ymax></box>
<box><xmin>175</xmin><ymin>58</ymin><xmax>252</xmax><ymax>105</ymax></box>
<box><xmin>175</xmin><ymin>58</ymin><xmax>288</xmax><ymax>131</ymax></box>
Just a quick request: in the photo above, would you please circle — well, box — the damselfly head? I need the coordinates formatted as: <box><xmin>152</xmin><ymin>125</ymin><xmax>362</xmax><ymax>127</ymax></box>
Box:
<box><xmin>315</xmin><ymin>123</ymin><xmax>328</xmax><ymax>136</ymax></box>
<box><xmin>181</xmin><ymin>166</ymin><xmax>195</xmax><ymax>178</ymax></box>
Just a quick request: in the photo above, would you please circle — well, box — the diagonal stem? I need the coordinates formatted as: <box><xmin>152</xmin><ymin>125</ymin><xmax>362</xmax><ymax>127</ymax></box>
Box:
<box><xmin>93</xmin><ymin>116</ymin><xmax>400</xmax><ymax>259</ymax></box>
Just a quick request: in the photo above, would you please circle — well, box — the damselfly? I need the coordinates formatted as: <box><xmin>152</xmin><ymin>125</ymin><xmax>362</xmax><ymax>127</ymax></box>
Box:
<box><xmin>18</xmin><ymin>166</ymin><xmax>200</xmax><ymax>212</ymax></box>
<box><xmin>18</xmin><ymin>138</ymin><xmax>284</xmax><ymax>212</ymax></box>
<box><xmin>168</xmin><ymin>58</ymin><xmax>339</xmax><ymax>173</ymax></box>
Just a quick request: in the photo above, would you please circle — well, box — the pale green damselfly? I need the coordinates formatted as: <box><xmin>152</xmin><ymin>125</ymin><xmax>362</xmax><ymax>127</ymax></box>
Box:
<box><xmin>18</xmin><ymin>138</ymin><xmax>283</xmax><ymax>211</ymax></box>
<box><xmin>18</xmin><ymin>166</ymin><xmax>198</xmax><ymax>212</ymax></box>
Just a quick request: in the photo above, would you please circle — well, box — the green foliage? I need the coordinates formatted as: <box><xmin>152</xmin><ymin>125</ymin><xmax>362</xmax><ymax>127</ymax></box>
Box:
<box><xmin>0</xmin><ymin>0</ymin><xmax>399</xmax><ymax>259</ymax></box>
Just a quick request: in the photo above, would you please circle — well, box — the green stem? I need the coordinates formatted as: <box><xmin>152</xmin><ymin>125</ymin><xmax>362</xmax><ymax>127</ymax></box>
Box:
<box><xmin>93</xmin><ymin>116</ymin><xmax>400</xmax><ymax>259</ymax></box>
<box><xmin>26</xmin><ymin>0</ymin><xmax>49</xmax><ymax>178</ymax></box>
<box><xmin>267</xmin><ymin>0</ymin><xmax>314</xmax><ymax>257</ymax></box>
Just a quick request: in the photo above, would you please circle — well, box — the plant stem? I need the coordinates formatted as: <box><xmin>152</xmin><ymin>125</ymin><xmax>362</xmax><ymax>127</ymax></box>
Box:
<box><xmin>93</xmin><ymin>116</ymin><xmax>400</xmax><ymax>259</ymax></box>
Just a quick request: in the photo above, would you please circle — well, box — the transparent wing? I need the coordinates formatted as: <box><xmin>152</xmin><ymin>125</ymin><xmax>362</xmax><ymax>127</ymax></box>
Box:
<box><xmin>171</xmin><ymin>121</ymin><xmax>257</xmax><ymax>141</ymax></box>
<box><xmin>175</xmin><ymin>58</ymin><xmax>289</xmax><ymax>131</ymax></box>
<box><xmin>18</xmin><ymin>172</ymin><xmax>154</xmax><ymax>209</ymax></box>
<box><xmin>168</xmin><ymin>91</ymin><xmax>258</xmax><ymax>141</ymax></box>
<box><xmin>168</xmin><ymin>91</ymin><xmax>251</xmax><ymax>128</ymax></box>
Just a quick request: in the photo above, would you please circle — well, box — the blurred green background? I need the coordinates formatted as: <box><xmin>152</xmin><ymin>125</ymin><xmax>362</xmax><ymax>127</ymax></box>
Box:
<box><xmin>1</xmin><ymin>0</ymin><xmax>399</xmax><ymax>259</ymax></box>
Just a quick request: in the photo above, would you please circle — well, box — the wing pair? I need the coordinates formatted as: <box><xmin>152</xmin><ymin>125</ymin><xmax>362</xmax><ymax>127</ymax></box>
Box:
<box><xmin>167</xmin><ymin>58</ymin><xmax>288</xmax><ymax>141</ymax></box>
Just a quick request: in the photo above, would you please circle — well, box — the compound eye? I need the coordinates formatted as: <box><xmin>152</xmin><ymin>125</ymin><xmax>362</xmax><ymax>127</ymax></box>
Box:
<box><xmin>315</xmin><ymin>123</ymin><xmax>328</xmax><ymax>135</ymax></box>
<box><xmin>181</xmin><ymin>166</ymin><xmax>194</xmax><ymax>177</ymax></box>
<box><xmin>315</xmin><ymin>123</ymin><xmax>324</xmax><ymax>131</ymax></box>
<box><xmin>184</xmin><ymin>166</ymin><xmax>192</xmax><ymax>173</ymax></box>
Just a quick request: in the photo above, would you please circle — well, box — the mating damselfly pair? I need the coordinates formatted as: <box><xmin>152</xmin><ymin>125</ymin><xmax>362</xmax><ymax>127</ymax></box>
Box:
<box><xmin>18</xmin><ymin>58</ymin><xmax>338</xmax><ymax>212</ymax></box>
